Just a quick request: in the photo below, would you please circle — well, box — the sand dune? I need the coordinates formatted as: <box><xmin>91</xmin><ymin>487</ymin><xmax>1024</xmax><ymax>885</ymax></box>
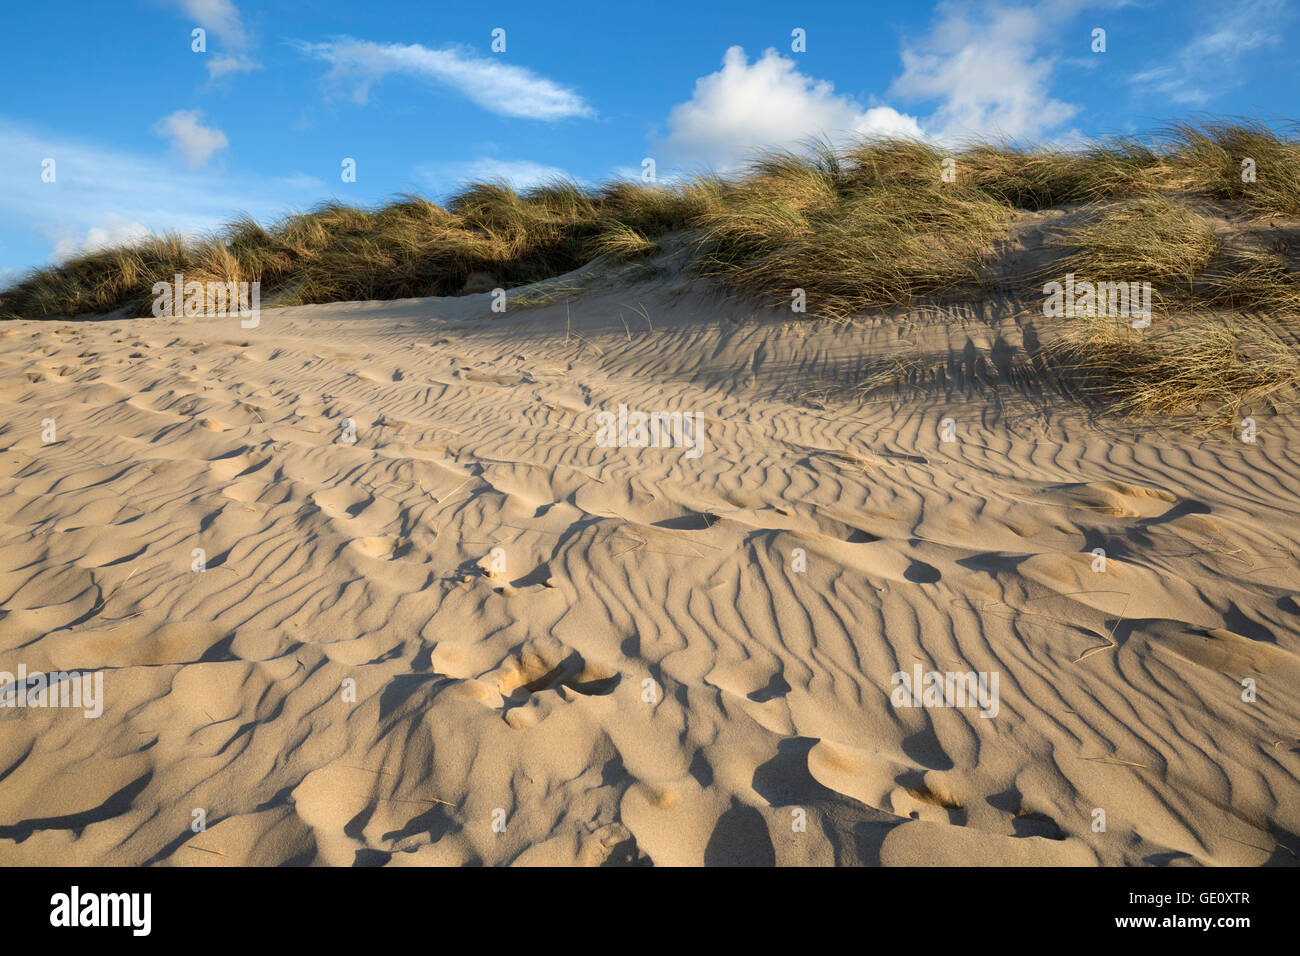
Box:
<box><xmin>1</xmin><ymin>256</ymin><xmax>1298</xmax><ymax>866</ymax></box>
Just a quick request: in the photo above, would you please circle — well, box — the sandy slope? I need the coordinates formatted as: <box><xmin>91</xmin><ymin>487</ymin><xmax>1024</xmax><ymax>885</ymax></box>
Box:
<box><xmin>1</xmin><ymin>258</ymin><xmax>1298</xmax><ymax>866</ymax></box>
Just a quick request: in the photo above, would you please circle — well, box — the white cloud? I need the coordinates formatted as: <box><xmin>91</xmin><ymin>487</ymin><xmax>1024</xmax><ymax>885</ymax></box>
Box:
<box><xmin>654</xmin><ymin>2</ymin><xmax>1112</xmax><ymax>172</ymax></box>
<box><xmin>0</xmin><ymin>119</ymin><xmax>322</xmax><ymax>269</ymax></box>
<box><xmin>1130</xmin><ymin>0</ymin><xmax>1287</xmax><ymax>104</ymax></box>
<box><xmin>168</xmin><ymin>0</ymin><xmax>262</xmax><ymax>80</ymax></box>
<box><xmin>889</xmin><ymin>2</ymin><xmax>1081</xmax><ymax>143</ymax></box>
<box><xmin>296</xmin><ymin>38</ymin><xmax>594</xmax><ymax>121</ymax></box>
<box><xmin>51</xmin><ymin>214</ymin><xmax>151</xmax><ymax>263</ymax></box>
<box><xmin>273</xmin><ymin>172</ymin><xmax>327</xmax><ymax>191</ymax></box>
<box><xmin>173</xmin><ymin>0</ymin><xmax>250</xmax><ymax>49</ymax></box>
<box><xmin>0</xmin><ymin>265</ymin><xmax>24</xmax><ymax>291</ymax></box>
<box><xmin>206</xmin><ymin>53</ymin><xmax>263</xmax><ymax>81</ymax></box>
<box><xmin>415</xmin><ymin>158</ymin><xmax>574</xmax><ymax>194</ymax></box>
<box><xmin>656</xmin><ymin>46</ymin><xmax>923</xmax><ymax>171</ymax></box>
<box><xmin>153</xmin><ymin>109</ymin><xmax>229</xmax><ymax>168</ymax></box>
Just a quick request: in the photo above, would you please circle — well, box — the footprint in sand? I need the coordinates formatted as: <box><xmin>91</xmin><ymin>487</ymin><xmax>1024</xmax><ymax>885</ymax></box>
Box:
<box><xmin>348</xmin><ymin>536</ymin><xmax>414</xmax><ymax>560</ymax></box>
<box><xmin>1037</xmin><ymin>479</ymin><xmax>1178</xmax><ymax>518</ymax></box>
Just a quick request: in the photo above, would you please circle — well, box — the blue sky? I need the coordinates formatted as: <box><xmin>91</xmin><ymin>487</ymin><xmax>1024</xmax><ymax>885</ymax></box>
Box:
<box><xmin>2</xmin><ymin>0</ymin><xmax>1297</xmax><ymax>281</ymax></box>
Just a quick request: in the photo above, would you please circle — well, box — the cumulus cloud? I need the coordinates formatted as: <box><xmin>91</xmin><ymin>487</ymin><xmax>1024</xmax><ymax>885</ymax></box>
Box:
<box><xmin>653</xmin><ymin>2</ymin><xmax>1110</xmax><ymax>172</ymax></box>
<box><xmin>153</xmin><ymin>109</ymin><xmax>229</xmax><ymax>168</ymax></box>
<box><xmin>51</xmin><ymin>214</ymin><xmax>151</xmax><ymax>263</ymax></box>
<box><xmin>656</xmin><ymin>46</ymin><xmax>923</xmax><ymax>170</ymax></box>
<box><xmin>296</xmin><ymin>38</ymin><xmax>595</xmax><ymax>121</ymax></box>
<box><xmin>889</xmin><ymin>1</ymin><xmax>1082</xmax><ymax>143</ymax></box>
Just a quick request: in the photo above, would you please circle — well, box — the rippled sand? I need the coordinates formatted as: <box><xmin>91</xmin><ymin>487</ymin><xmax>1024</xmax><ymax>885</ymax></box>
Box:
<box><xmin>2</xmin><ymin>257</ymin><xmax>1298</xmax><ymax>865</ymax></box>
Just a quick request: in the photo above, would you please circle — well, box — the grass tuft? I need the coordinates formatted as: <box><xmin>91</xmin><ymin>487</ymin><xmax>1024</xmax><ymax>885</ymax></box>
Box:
<box><xmin>1044</xmin><ymin>197</ymin><xmax>1221</xmax><ymax>307</ymax></box>
<box><xmin>1045</xmin><ymin>315</ymin><xmax>1300</xmax><ymax>424</ymax></box>
<box><xmin>691</xmin><ymin>139</ymin><xmax>1012</xmax><ymax>317</ymax></box>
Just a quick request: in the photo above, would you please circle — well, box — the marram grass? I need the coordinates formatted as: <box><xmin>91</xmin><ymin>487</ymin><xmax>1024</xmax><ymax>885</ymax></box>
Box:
<box><xmin>4</xmin><ymin>120</ymin><xmax>1300</xmax><ymax>424</ymax></box>
<box><xmin>5</xmin><ymin>119</ymin><xmax>1297</xmax><ymax>323</ymax></box>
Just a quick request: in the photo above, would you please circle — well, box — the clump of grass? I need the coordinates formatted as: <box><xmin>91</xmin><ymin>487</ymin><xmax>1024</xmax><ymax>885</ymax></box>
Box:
<box><xmin>1044</xmin><ymin>196</ymin><xmax>1300</xmax><ymax>316</ymax></box>
<box><xmin>957</xmin><ymin>121</ymin><xmax>1298</xmax><ymax>215</ymax></box>
<box><xmin>1045</xmin><ymin>315</ymin><xmax>1300</xmax><ymax>423</ymax></box>
<box><xmin>1166</xmin><ymin>119</ymin><xmax>1300</xmax><ymax>216</ymax></box>
<box><xmin>508</xmin><ymin>281</ymin><xmax>587</xmax><ymax>308</ymax></box>
<box><xmin>838</xmin><ymin>138</ymin><xmax>946</xmax><ymax>190</ymax></box>
<box><xmin>692</xmin><ymin>139</ymin><xmax>1012</xmax><ymax>318</ymax></box>
<box><xmin>597</xmin><ymin>179</ymin><xmax>715</xmax><ymax>233</ymax></box>
<box><xmin>962</xmin><ymin>138</ymin><xmax>1164</xmax><ymax>209</ymax></box>
<box><xmin>1197</xmin><ymin>247</ymin><xmax>1300</xmax><ymax>315</ymax></box>
<box><xmin>1045</xmin><ymin>197</ymin><xmax>1221</xmax><ymax>306</ymax></box>
<box><xmin>589</xmin><ymin>222</ymin><xmax>660</xmax><ymax>260</ymax></box>
<box><xmin>857</xmin><ymin>351</ymin><xmax>926</xmax><ymax>395</ymax></box>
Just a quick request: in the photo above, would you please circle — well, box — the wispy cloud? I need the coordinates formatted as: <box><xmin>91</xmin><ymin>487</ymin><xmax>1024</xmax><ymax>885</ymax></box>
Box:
<box><xmin>0</xmin><ymin>119</ymin><xmax>321</xmax><ymax>268</ymax></box>
<box><xmin>206</xmin><ymin>53</ymin><xmax>262</xmax><ymax>80</ymax></box>
<box><xmin>173</xmin><ymin>0</ymin><xmax>250</xmax><ymax>48</ymax></box>
<box><xmin>153</xmin><ymin>109</ymin><xmax>229</xmax><ymax>169</ymax></box>
<box><xmin>295</xmin><ymin>38</ymin><xmax>595</xmax><ymax>120</ymax></box>
<box><xmin>656</xmin><ymin>46</ymin><xmax>923</xmax><ymax>171</ymax></box>
<box><xmin>1129</xmin><ymin>0</ymin><xmax>1288</xmax><ymax>105</ymax></box>
<box><xmin>51</xmin><ymin>214</ymin><xmax>151</xmax><ymax>264</ymax></box>
<box><xmin>415</xmin><ymin>158</ymin><xmax>575</xmax><ymax>194</ymax></box>
<box><xmin>168</xmin><ymin>0</ymin><xmax>262</xmax><ymax>82</ymax></box>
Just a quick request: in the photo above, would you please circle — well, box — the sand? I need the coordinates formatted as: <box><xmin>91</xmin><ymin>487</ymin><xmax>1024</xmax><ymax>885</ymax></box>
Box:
<box><xmin>1</xmin><ymin>251</ymin><xmax>1298</xmax><ymax>866</ymax></box>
